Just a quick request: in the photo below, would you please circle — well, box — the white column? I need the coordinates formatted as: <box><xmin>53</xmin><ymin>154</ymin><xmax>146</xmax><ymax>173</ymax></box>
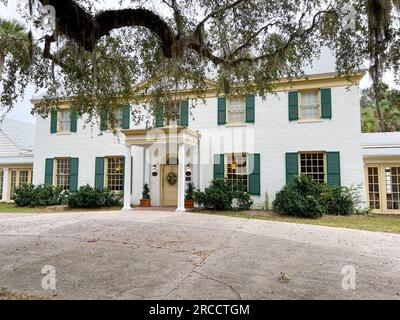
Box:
<box><xmin>176</xmin><ymin>143</ymin><xmax>186</xmax><ymax>212</ymax></box>
<box><xmin>2</xmin><ymin>168</ymin><xmax>9</xmax><ymax>202</ymax></box>
<box><xmin>122</xmin><ymin>146</ymin><xmax>132</xmax><ymax>211</ymax></box>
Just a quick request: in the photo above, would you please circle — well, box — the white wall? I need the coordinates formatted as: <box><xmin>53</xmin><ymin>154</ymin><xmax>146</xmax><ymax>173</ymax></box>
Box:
<box><xmin>33</xmin><ymin>84</ymin><xmax>365</xmax><ymax>208</ymax></box>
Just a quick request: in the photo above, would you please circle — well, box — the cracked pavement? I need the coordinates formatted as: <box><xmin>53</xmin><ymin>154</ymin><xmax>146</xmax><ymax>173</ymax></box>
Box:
<box><xmin>0</xmin><ymin>210</ymin><xmax>400</xmax><ymax>299</ymax></box>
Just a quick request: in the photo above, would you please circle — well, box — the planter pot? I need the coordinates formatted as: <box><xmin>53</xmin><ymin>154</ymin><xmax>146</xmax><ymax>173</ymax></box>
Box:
<box><xmin>140</xmin><ymin>199</ymin><xmax>151</xmax><ymax>207</ymax></box>
<box><xmin>185</xmin><ymin>199</ymin><xmax>194</xmax><ymax>209</ymax></box>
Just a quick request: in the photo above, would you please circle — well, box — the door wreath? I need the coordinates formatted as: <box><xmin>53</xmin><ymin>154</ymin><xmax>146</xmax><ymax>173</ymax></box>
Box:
<box><xmin>166</xmin><ymin>172</ymin><xmax>178</xmax><ymax>185</ymax></box>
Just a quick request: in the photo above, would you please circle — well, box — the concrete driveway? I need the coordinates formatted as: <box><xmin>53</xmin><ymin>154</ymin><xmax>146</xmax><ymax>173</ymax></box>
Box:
<box><xmin>0</xmin><ymin>210</ymin><xmax>399</xmax><ymax>300</ymax></box>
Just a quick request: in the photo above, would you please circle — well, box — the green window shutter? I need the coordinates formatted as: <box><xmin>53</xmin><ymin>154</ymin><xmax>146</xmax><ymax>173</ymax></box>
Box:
<box><xmin>327</xmin><ymin>152</ymin><xmax>341</xmax><ymax>186</ymax></box>
<box><xmin>285</xmin><ymin>153</ymin><xmax>299</xmax><ymax>185</ymax></box>
<box><xmin>288</xmin><ymin>91</ymin><xmax>299</xmax><ymax>121</ymax></box>
<box><xmin>70</xmin><ymin>110</ymin><xmax>78</xmax><ymax>132</ymax></box>
<box><xmin>44</xmin><ymin>158</ymin><xmax>54</xmax><ymax>185</ymax></box>
<box><xmin>69</xmin><ymin>158</ymin><xmax>79</xmax><ymax>191</ymax></box>
<box><xmin>246</xmin><ymin>94</ymin><xmax>255</xmax><ymax>123</ymax></box>
<box><xmin>217</xmin><ymin>96</ymin><xmax>226</xmax><ymax>125</ymax></box>
<box><xmin>155</xmin><ymin>106</ymin><xmax>164</xmax><ymax>128</ymax></box>
<box><xmin>180</xmin><ymin>100</ymin><xmax>189</xmax><ymax>127</ymax></box>
<box><xmin>100</xmin><ymin>112</ymin><xmax>108</xmax><ymax>131</ymax></box>
<box><xmin>321</xmin><ymin>88</ymin><xmax>332</xmax><ymax>119</ymax></box>
<box><xmin>122</xmin><ymin>105</ymin><xmax>130</xmax><ymax>129</ymax></box>
<box><xmin>50</xmin><ymin>110</ymin><xmax>58</xmax><ymax>133</ymax></box>
<box><xmin>95</xmin><ymin>157</ymin><xmax>105</xmax><ymax>190</ymax></box>
<box><xmin>213</xmin><ymin>154</ymin><xmax>225</xmax><ymax>179</ymax></box>
<box><xmin>249</xmin><ymin>153</ymin><xmax>260</xmax><ymax>195</ymax></box>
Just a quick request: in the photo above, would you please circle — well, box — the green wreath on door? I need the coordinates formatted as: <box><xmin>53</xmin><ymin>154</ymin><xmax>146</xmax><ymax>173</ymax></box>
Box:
<box><xmin>166</xmin><ymin>171</ymin><xmax>178</xmax><ymax>185</ymax></box>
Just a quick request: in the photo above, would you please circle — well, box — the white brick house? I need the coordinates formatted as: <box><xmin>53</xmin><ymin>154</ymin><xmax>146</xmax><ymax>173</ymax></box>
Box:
<box><xmin>30</xmin><ymin>71</ymin><xmax>376</xmax><ymax>212</ymax></box>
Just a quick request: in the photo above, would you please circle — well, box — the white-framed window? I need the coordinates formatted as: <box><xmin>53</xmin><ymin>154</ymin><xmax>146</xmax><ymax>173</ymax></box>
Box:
<box><xmin>56</xmin><ymin>159</ymin><xmax>70</xmax><ymax>190</ymax></box>
<box><xmin>300</xmin><ymin>91</ymin><xmax>319</xmax><ymax>119</ymax></box>
<box><xmin>228</xmin><ymin>97</ymin><xmax>246</xmax><ymax>124</ymax></box>
<box><xmin>226</xmin><ymin>153</ymin><xmax>248</xmax><ymax>191</ymax></box>
<box><xmin>167</xmin><ymin>102</ymin><xmax>181</xmax><ymax>126</ymax></box>
<box><xmin>105</xmin><ymin>157</ymin><xmax>124</xmax><ymax>191</ymax></box>
<box><xmin>58</xmin><ymin>110</ymin><xmax>71</xmax><ymax>132</ymax></box>
<box><xmin>299</xmin><ymin>152</ymin><xmax>325</xmax><ymax>183</ymax></box>
<box><xmin>111</xmin><ymin>109</ymin><xmax>123</xmax><ymax>129</ymax></box>
<box><xmin>9</xmin><ymin>169</ymin><xmax>33</xmax><ymax>199</ymax></box>
<box><xmin>0</xmin><ymin>170</ymin><xmax>3</xmax><ymax>200</ymax></box>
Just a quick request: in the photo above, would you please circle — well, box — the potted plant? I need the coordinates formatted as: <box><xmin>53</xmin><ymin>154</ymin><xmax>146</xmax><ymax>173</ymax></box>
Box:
<box><xmin>185</xmin><ymin>182</ymin><xmax>195</xmax><ymax>209</ymax></box>
<box><xmin>140</xmin><ymin>183</ymin><xmax>151</xmax><ymax>207</ymax></box>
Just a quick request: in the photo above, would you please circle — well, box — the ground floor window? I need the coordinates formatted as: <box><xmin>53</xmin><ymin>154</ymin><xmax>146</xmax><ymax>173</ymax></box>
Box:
<box><xmin>299</xmin><ymin>152</ymin><xmax>325</xmax><ymax>183</ymax></box>
<box><xmin>367</xmin><ymin>167</ymin><xmax>380</xmax><ymax>209</ymax></box>
<box><xmin>0</xmin><ymin>170</ymin><xmax>3</xmax><ymax>200</ymax></box>
<box><xmin>226</xmin><ymin>153</ymin><xmax>248</xmax><ymax>191</ymax></box>
<box><xmin>105</xmin><ymin>157</ymin><xmax>124</xmax><ymax>191</ymax></box>
<box><xmin>56</xmin><ymin>159</ymin><xmax>70</xmax><ymax>190</ymax></box>
<box><xmin>10</xmin><ymin>169</ymin><xmax>33</xmax><ymax>199</ymax></box>
<box><xmin>366</xmin><ymin>164</ymin><xmax>400</xmax><ymax>212</ymax></box>
<box><xmin>385</xmin><ymin>166</ymin><xmax>400</xmax><ymax>210</ymax></box>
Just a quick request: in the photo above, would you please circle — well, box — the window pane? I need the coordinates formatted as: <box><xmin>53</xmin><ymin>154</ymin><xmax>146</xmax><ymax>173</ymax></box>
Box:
<box><xmin>367</xmin><ymin>167</ymin><xmax>380</xmax><ymax>209</ymax></box>
<box><xmin>106</xmin><ymin>157</ymin><xmax>124</xmax><ymax>191</ymax></box>
<box><xmin>300</xmin><ymin>152</ymin><xmax>325</xmax><ymax>183</ymax></box>
<box><xmin>10</xmin><ymin>170</ymin><xmax>17</xmax><ymax>199</ymax></box>
<box><xmin>226</xmin><ymin>153</ymin><xmax>248</xmax><ymax>191</ymax></box>
<box><xmin>56</xmin><ymin>159</ymin><xmax>70</xmax><ymax>190</ymax></box>
<box><xmin>60</xmin><ymin>110</ymin><xmax>71</xmax><ymax>132</ymax></box>
<box><xmin>229</xmin><ymin>97</ymin><xmax>245</xmax><ymax>124</ymax></box>
<box><xmin>300</xmin><ymin>91</ymin><xmax>319</xmax><ymax>119</ymax></box>
<box><xmin>113</xmin><ymin>109</ymin><xmax>123</xmax><ymax>128</ymax></box>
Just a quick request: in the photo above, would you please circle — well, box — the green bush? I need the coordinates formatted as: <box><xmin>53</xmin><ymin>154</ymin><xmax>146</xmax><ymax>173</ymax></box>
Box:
<box><xmin>273</xmin><ymin>176</ymin><xmax>359</xmax><ymax>218</ymax></box>
<box><xmin>14</xmin><ymin>184</ymin><xmax>67</xmax><ymax>207</ymax></box>
<box><xmin>194</xmin><ymin>178</ymin><xmax>253</xmax><ymax>211</ymax></box>
<box><xmin>185</xmin><ymin>182</ymin><xmax>195</xmax><ymax>200</ymax></box>
<box><xmin>67</xmin><ymin>185</ymin><xmax>122</xmax><ymax>209</ymax></box>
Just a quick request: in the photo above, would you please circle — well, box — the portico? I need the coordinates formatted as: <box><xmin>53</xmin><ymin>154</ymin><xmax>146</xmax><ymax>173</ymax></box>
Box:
<box><xmin>121</xmin><ymin>126</ymin><xmax>201</xmax><ymax>211</ymax></box>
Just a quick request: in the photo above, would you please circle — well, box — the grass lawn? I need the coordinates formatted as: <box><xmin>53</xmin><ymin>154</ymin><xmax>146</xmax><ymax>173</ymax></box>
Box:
<box><xmin>195</xmin><ymin>210</ymin><xmax>400</xmax><ymax>234</ymax></box>
<box><xmin>0</xmin><ymin>203</ymin><xmax>122</xmax><ymax>214</ymax></box>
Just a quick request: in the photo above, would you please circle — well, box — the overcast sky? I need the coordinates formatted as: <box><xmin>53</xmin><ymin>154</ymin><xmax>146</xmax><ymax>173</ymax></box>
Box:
<box><xmin>0</xmin><ymin>1</ymin><xmax>398</xmax><ymax>125</ymax></box>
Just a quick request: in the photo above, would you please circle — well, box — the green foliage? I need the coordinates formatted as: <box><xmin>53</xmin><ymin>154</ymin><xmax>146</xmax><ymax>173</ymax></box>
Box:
<box><xmin>14</xmin><ymin>184</ymin><xmax>67</xmax><ymax>207</ymax></box>
<box><xmin>194</xmin><ymin>178</ymin><xmax>253</xmax><ymax>211</ymax></box>
<box><xmin>273</xmin><ymin>176</ymin><xmax>358</xmax><ymax>218</ymax></box>
<box><xmin>142</xmin><ymin>183</ymin><xmax>150</xmax><ymax>199</ymax></box>
<box><xmin>361</xmin><ymin>82</ymin><xmax>400</xmax><ymax>132</ymax></box>
<box><xmin>67</xmin><ymin>185</ymin><xmax>122</xmax><ymax>209</ymax></box>
<box><xmin>185</xmin><ymin>182</ymin><xmax>195</xmax><ymax>200</ymax></box>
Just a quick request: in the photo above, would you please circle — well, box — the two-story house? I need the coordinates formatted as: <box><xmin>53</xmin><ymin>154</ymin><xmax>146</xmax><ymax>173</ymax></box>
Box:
<box><xmin>31</xmin><ymin>71</ymin><xmax>368</xmax><ymax>211</ymax></box>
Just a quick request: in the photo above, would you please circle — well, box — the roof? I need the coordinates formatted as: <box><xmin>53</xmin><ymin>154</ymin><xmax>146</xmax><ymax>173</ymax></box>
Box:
<box><xmin>362</xmin><ymin>132</ymin><xmax>400</xmax><ymax>157</ymax></box>
<box><xmin>0</xmin><ymin>118</ymin><xmax>35</xmax><ymax>151</ymax></box>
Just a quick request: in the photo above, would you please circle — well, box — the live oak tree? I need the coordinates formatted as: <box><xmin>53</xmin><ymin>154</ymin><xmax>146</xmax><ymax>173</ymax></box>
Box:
<box><xmin>0</xmin><ymin>0</ymin><xmax>399</xmax><ymax>130</ymax></box>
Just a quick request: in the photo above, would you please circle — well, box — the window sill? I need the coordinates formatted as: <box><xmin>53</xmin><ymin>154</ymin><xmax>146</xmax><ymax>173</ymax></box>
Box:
<box><xmin>297</xmin><ymin>119</ymin><xmax>324</xmax><ymax>124</ymax></box>
<box><xmin>225</xmin><ymin>123</ymin><xmax>248</xmax><ymax>128</ymax></box>
<box><xmin>56</xmin><ymin>131</ymin><xmax>72</xmax><ymax>135</ymax></box>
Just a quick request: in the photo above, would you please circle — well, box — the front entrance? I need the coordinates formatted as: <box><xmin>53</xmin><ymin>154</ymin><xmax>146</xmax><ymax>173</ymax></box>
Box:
<box><xmin>366</xmin><ymin>163</ymin><xmax>400</xmax><ymax>213</ymax></box>
<box><xmin>161</xmin><ymin>164</ymin><xmax>178</xmax><ymax>206</ymax></box>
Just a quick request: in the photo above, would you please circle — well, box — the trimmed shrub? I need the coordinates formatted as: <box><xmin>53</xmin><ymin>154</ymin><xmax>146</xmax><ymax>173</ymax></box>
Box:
<box><xmin>273</xmin><ymin>176</ymin><xmax>359</xmax><ymax>218</ymax></box>
<box><xmin>14</xmin><ymin>184</ymin><xmax>67</xmax><ymax>207</ymax></box>
<box><xmin>194</xmin><ymin>178</ymin><xmax>253</xmax><ymax>211</ymax></box>
<box><xmin>67</xmin><ymin>185</ymin><xmax>122</xmax><ymax>209</ymax></box>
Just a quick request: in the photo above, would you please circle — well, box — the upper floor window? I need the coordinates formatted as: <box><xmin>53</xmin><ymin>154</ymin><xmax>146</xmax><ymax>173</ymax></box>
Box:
<box><xmin>58</xmin><ymin>110</ymin><xmax>71</xmax><ymax>132</ymax></box>
<box><xmin>299</xmin><ymin>152</ymin><xmax>325</xmax><ymax>183</ymax></box>
<box><xmin>105</xmin><ymin>157</ymin><xmax>124</xmax><ymax>191</ymax></box>
<box><xmin>56</xmin><ymin>158</ymin><xmax>70</xmax><ymax>190</ymax></box>
<box><xmin>228</xmin><ymin>97</ymin><xmax>246</xmax><ymax>124</ymax></box>
<box><xmin>167</xmin><ymin>102</ymin><xmax>181</xmax><ymax>126</ymax></box>
<box><xmin>226</xmin><ymin>153</ymin><xmax>248</xmax><ymax>191</ymax></box>
<box><xmin>300</xmin><ymin>91</ymin><xmax>319</xmax><ymax>119</ymax></box>
<box><xmin>110</xmin><ymin>109</ymin><xmax>123</xmax><ymax>129</ymax></box>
